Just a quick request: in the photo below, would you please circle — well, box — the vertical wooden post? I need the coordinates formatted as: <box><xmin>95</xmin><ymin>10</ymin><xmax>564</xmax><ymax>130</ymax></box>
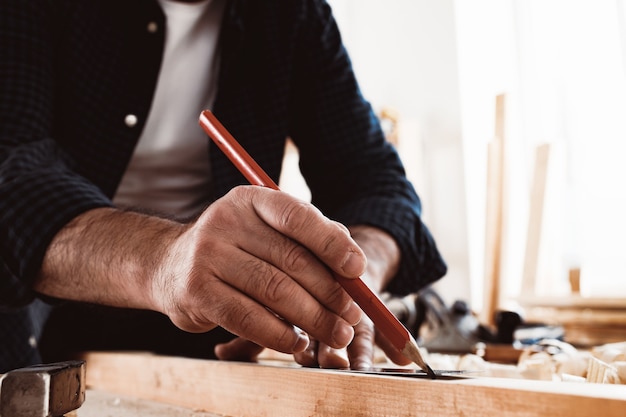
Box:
<box><xmin>521</xmin><ymin>143</ymin><xmax>551</xmax><ymax>297</ymax></box>
<box><xmin>568</xmin><ymin>267</ymin><xmax>581</xmax><ymax>294</ymax></box>
<box><xmin>481</xmin><ymin>94</ymin><xmax>507</xmax><ymax>325</ymax></box>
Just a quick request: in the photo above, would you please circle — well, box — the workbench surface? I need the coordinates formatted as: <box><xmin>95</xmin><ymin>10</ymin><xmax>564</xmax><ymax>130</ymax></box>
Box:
<box><xmin>78</xmin><ymin>389</ymin><xmax>221</xmax><ymax>417</ymax></box>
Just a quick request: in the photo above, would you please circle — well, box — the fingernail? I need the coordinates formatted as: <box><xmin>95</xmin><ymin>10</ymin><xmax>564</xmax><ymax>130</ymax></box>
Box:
<box><xmin>332</xmin><ymin>321</ymin><xmax>354</xmax><ymax>348</ymax></box>
<box><xmin>341</xmin><ymin>301</ymin><xmax>362</xmax><ymax>326</ymax></box>
<box><xmin>319</xmin><ymin>345</ymin><xmax>349</xmax><ymax>369</ymax></box>
<box><xmin>341</xmin><ymin>251</ymin><xmax>365</xmax><ymax>277</ymax></box>
<box><xmin>292</xmin><ymin>332</ymin><xmax>310</xmax><ymax>353</ymax></box>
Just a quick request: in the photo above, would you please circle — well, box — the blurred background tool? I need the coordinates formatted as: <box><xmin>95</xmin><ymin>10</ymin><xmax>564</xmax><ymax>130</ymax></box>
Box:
<box><xmin>383</xmin><ymin>287</ymin><xmax>564</xmax><ymax>363</ymax></box>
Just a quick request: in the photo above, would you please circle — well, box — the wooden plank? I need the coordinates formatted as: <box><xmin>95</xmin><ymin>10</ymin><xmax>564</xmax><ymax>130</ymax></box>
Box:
<box><xmin>519</xmin><ymin>295</ymin><xmax>626</xmax><ymax>309</ymax></box>
<box><xmin>563</xmin><ymin>326</ymin><xmax>626</xmax><ymax>347</ymax></box>
<box><xmin>521</xmin><ymin>143</ymin><xmax>551</xmax><ymax>296</ymax></box>
<box><xmin>568</xmin><ymin>267</ymin><xmax>581</xmax><ymax>294</ymax></box>
<box><xmin>81</xmin><ymin>352</ymin><xmax>626</xmax><ymax>417</ymax></box>
<box><xmin>522</xmin><ymin>304</ymin><xmax>626</xmax><ymax>346</ymax></box>
<box><xmin>481</xmin><ymin>94</ymin><xmax>507</xmax><ymax>325</ymax></box>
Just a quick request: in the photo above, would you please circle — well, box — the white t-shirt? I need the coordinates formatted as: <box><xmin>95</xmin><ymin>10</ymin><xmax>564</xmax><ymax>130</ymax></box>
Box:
<box><xmin>113</xmin><ymin>0</ymin><xmax>226</xmax><ymax>220</ymax></box>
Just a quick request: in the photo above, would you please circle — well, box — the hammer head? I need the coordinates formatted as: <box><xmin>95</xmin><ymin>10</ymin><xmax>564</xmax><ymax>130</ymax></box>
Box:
<box><xmin>0</xmin><ymin>360</ymin><xmax>85</xmax><ymax>417</ymax></box>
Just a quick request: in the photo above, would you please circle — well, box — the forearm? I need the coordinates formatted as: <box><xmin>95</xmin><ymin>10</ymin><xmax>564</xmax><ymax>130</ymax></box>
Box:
<box><xmin>33</xmin><ymin>207</ymin><xmax>185</xmax><ymax>312</ymax></box>
<box><xmin>348</xmin><ymin>225</ymin><xmax>400</xmax><ymax>293</ymax></box>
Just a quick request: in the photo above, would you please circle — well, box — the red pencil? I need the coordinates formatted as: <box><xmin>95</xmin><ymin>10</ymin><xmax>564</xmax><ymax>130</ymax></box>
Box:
<box><xmin>199</xmin><ymin>110</ymin><xmax>435</xmax><ymax>377</ymax></box>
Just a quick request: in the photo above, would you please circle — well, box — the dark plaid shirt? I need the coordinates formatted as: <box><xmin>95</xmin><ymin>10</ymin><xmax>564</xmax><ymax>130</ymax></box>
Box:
<box><xmin>0</xmin><ymin>0</ymin><xmax>446</xmax><ymax>371</ymax></box>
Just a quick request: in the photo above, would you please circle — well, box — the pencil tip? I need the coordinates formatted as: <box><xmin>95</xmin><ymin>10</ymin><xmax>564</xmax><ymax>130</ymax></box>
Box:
<box><xmin>402</xmin><ymin>338</ymin><xmax>437</xmax><ymax>379</ymax></box>
<box><xmin>424</xmin><ymin>363</ymin><xmax>437</xmax><ymax>379</ymax></box>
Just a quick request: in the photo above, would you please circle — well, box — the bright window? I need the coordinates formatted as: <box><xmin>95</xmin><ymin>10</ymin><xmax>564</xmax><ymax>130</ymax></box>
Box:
<box><xmin>512</xmin><ymin>0</ymin><xmax>626</xmax><ymax>298</ymax></box>
<box><xmin>319</xmin><ymin>1</ymin><xmax>626</xmax><ymax>308</ymax></box>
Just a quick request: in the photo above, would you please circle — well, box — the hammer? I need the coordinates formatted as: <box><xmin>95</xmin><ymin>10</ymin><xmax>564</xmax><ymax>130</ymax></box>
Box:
<box><xmin>0</xmin><ymin>360</ymin><xmax>85</xmax><ymax>417</ymax></box>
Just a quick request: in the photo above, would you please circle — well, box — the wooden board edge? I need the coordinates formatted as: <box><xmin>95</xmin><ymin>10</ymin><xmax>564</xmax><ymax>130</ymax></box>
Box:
<box><xmin>80</xmin><ymin>352</ymin><xmax>626</xmax><ymax>417</ymax></box>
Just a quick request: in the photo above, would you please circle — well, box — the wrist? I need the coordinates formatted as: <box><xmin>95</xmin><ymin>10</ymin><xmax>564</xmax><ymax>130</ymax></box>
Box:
<box><xmin>35</xmin><ymin>207</ymin><xmax>186</xmax><ymax>312</ymax></box>
<box><xmin>348</xmin><ymin>225</ymin><xmax>400</xmax><ymax>292</ymax></box>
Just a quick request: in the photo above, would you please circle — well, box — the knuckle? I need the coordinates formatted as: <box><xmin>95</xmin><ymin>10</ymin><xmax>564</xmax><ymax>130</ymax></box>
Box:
<box><xmin>274</xmin><ymin>326</ymin><xmax>297</xmax><ymax>351</ymax></box>
<box><xmin>310</xmin><ymin>309</ymin><xmax>331</xmax><ymax>332</ymax></box>
<box><xmin>235</xmin><ymin>307</ymin><xmax>258</xmax><ymax>334</ymax></box>
<box><xmin>322</xmin><ymin>283</ymin><xmax>349</xmax><ymax>310</ymax></box>
<box><xmin>333</xmin><ymin>220</ymin><xmax>351</xmax><ymax>235</ymax></box>
<box><xmin>277</xmin><ymin>199</ymin><xmax>315</xmax><ymax>233</ymax></box>
<box><xmin>199</xmin><ymin>186</ymin><xmax>251</xmax><ymax>229</ymax></box>
<box><xmin>320</xmin><ymin>222</ymin><xmax>350</xmax><ymax>257</ymax></box>
<box><xmin>227</xmin><ymin>184</ymin><xmax>253</xmax><ymax>201</ymax></box>
<box><xmin>240</xmin><ymin>258</ymin><xmax>291</xmax><ymax>305</ymax></box>
<box><xmin>355</xmin><ymin>320</ymin><xmax>375</xmax><ymax>344</ymax></box>
<box><xmin>282</xmin><ymin>244</ymin><xmax>311</xmax><ymax>273</ymax></box>
<box><xmin>199</xmin><ymin>202</ymin><xmax>234</xmax><ymax>231</ymax></box>
<box><xmin>261</xmin><ymin>268</ymin><xmax>291</xmax><ymax>304</ymax></box>
<box><xmin>213</xmin><ymin>296</ymin><xmax>254</xmax><ymax>333</ymax></box>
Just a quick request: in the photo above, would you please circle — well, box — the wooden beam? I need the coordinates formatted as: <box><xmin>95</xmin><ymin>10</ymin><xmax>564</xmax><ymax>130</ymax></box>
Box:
<box><xmin>521</xmin><ymin>143</ymin><xmax>551</xmax><ymax>296</ymax></box>
<box><xmin>81</xmin><ymin>352</ymin><xmax>626</xmax><ymax>417</ymax></box>
<box><xmin>481</xmin><ymin>94</ymin><xmax>507</xmax><ymax>325</ymax></box>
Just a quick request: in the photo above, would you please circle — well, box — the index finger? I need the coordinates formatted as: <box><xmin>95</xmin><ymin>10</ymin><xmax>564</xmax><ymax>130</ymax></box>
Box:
<box><xmin>199</xmin><ymin>110</ymin><xmax>366</xmax><ymax>278</ymax></box>
<box><xmin>347</xmin><ymin>317</ymin><xmax>376</xmax><ymax>370</ymax></box>
<box><xmin>251</xmin><ymin>188</ymin><xmax>367</xmax><ymax>278</ymax></box>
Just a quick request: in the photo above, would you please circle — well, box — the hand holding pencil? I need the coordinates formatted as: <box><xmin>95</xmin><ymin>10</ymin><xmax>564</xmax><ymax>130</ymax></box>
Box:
<box><xmin>199</xmin><ymin>110</ymin><xmax>435</xmax><ymax>376</ymax></box>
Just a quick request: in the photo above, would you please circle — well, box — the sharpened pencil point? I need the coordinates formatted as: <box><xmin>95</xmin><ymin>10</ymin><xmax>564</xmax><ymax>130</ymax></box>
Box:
<box><xmin>402</xmin><ymin>336</ymin><xmax>437</xmax><ymax>379</ymax></box>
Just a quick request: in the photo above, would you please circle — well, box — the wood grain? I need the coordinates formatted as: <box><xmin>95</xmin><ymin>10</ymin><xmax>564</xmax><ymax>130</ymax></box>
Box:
<box><xmin>481</xmin><ymin>94</ymin><xmax>507</xmax><ymax>325</ymax></box>
<box><xmin>77</xmin><ymin>389</ymin><xmax>222</xmax><ymax>417</ymax></box>
<box><xmin>81</xmin><ymin>352</ymin><xmax>626</xmax><ymax>417</ymax></box>
<box><xmin>521</xmin><ymin>143</ymin><xmax>550</xmax><ymax>296</ymax></box>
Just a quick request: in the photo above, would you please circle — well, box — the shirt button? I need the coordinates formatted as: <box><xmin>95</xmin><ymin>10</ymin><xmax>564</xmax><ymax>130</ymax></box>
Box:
<box><xmin>124</xmin><ymin>114</ymin><xmax>138</xmax><ymax>127</ymax></box>
<box><xmin>147</xmin><ymin>21</ymin><xmax>158</xmax><ymax>33</ymax></box>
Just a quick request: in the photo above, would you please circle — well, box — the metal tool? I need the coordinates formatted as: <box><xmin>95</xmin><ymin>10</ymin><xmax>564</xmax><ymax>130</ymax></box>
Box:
<box><xmin>0</xmin><ymin>360</ymin><xmax>85</xmax><ymax>417</ymax></box>
<box><xmin>346</xmin><ymin>368</ymin><xmax>474</xmax><ymax>379</ymax></box>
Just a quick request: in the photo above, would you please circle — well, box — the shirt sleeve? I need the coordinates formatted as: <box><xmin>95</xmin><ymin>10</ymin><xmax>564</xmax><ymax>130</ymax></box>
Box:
<box><xmin>0</xmin><ymin>1</ymin><xmax>112</xmax><ymax>307</ymax></box>
<box><xmin>288</xmin><ymin>0</ymin><xmax>447</xmax><ymax>294</ymax></box>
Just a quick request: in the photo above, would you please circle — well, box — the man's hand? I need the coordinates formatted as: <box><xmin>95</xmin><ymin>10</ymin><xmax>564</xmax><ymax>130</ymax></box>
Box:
<box><xmin>215</xmin><ymin>315</ymin><xmax>412</xmax><ymax>370</ymax></box>
<box><xmin>214</xmin><ymin>224</ymin><xmax>414</xmax><ymax>369</ymax></box>
<box><xmin>35</xmin><ymin>185</ymin><xmax>365</xmax><ymax>355</ymax></box>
